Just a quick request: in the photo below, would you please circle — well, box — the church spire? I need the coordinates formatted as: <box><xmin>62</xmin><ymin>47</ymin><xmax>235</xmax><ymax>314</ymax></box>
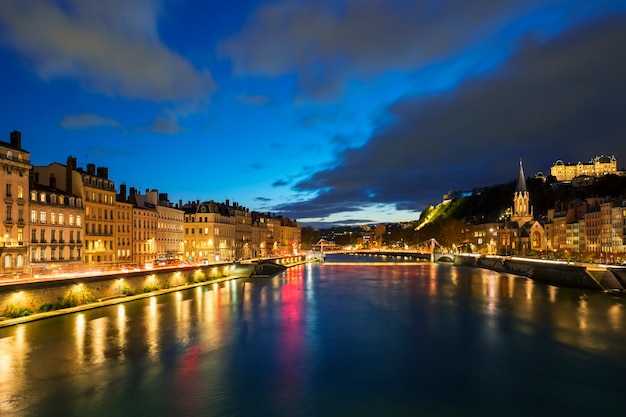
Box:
<box><xmin>517</xmin><ymin>159</ymin><xmax>527</xmax><ymax>192</ymax></box>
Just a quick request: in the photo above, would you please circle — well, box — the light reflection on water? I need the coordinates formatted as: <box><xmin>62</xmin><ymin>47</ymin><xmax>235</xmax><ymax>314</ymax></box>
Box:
<box><xmin>1</xmin><ymin>258</ymin><xmax>626</xmax><ymax>416</ymax></box>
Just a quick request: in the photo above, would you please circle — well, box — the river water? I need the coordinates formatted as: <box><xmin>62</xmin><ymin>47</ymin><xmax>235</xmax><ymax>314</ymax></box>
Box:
<box><xmin>1</xmin><ymin>254</ymin><xmax>625</xmax><ymax>416</ymax></box>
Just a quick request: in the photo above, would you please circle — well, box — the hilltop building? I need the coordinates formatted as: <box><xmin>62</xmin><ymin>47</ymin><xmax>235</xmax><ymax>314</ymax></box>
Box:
<box><xmin>550</xmin><ymin>155</ymin><xmax>621</xmax><ymax>181</ymax></box>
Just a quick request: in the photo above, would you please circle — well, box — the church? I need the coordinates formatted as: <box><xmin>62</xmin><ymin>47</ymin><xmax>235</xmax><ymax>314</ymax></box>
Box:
<box><xmin>508</xmin><ymin>160</ymin><xmax>545</xmax><ymax>255</ymax></box>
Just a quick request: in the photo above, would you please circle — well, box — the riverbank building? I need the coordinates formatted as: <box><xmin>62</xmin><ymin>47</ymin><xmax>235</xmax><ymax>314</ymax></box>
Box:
<box><xmin>0</xmin><ymin>131</ymin><xmax>30</xmax><ymax>276</ymax></box>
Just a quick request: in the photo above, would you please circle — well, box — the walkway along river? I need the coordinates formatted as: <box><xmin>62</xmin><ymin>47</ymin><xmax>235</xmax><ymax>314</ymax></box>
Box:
<box><xmin>0</xmin><ymin>257</ymin><xmax>299</xmax><ymax>328</ymax></box>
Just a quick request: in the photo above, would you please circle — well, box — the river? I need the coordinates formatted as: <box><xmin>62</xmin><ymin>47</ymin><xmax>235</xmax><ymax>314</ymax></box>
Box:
<box><xmin>1</xmin><ymin>254</ymin><xmax>625</xmax><ymax>416</ymax></box>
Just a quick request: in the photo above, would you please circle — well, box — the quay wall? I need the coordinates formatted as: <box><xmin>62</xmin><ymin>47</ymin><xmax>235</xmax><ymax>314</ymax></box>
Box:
<box><xmin>456</xmin><ymin>255</ymin><xmax>625</xmax><ymax>291</ymax></box>
<box><xmin>0</xmin><ymin>264</ymin><xmax>238</xmax><ymax>318</ymax></box>
<box><xmin>0</xmin><ymin>256</ymin><xmax>307</xmax><ymax>322</ymax></box>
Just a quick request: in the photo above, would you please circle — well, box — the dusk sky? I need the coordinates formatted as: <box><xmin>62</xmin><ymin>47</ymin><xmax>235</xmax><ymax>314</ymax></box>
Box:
<box><xmin>0</xmin><ymin>1</ymin><xmax>624</xmax><ymax>227</ymax></box>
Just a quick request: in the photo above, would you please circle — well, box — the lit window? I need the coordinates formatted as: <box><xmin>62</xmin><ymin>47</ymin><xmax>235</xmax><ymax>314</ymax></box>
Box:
<box><xmin>40</xmin><ymin>211</ymin><xmax>46</xmax><ymax>223</ymax></box>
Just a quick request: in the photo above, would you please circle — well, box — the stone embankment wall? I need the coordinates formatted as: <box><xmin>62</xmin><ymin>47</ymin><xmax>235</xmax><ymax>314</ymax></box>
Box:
<box><xmin>0</xmin><ymin>264</ymin><xmax>238</xmax><ymax>318</ymax></box>
<box><xmin>455</xmin><ymin>255</ymin><xmax>625</xmax><ymax>291</ymax></box>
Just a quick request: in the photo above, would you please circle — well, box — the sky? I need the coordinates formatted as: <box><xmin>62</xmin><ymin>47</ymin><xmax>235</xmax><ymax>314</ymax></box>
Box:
<box><xmin>0</xmin><ymin>0</ymin><xmax>625</xmax><ymax>228</ymax></box>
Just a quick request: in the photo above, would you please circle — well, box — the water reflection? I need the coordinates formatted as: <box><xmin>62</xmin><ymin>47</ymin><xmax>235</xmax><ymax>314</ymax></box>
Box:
<box><xmin>1</xmin><ymin>262</ymin><xmax>626</xmax><ymax>416</ymax></box>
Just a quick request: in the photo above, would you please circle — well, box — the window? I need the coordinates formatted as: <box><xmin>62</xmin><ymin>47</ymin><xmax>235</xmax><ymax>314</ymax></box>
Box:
<box><xmin>31</xmin><ymin>191</ymin><xmax>37</xmax><ymax>201</ymax></box>
<box><xmin>40</xmin><ymin>192</ymin><xmax>46</xmax><ymax>203</ymax></box>
<box><xmin>5</xmin><ymin>183</ymin><xmax>11</xmax><ymax>197</ymax></box>
<box><xmin>40</xmin><ymin>211</ymin><xmax>46</xmax><ymax>223</ymax></box>
<box><xmin>77</xmin><ymin>215</ymin><xmax>82</xmax><ymax>227</ymax></box>
<box><xmin>50</xmin><ymin>212</ymin><xmax>56</xmax><ymax>224</ymax></box>
<box><xmin>17</xmin><ymin>228</ymin><xmax>23</xmax><ymax>243</ymax></box>
<box><xmin>58</xmin><ymin>213</ymin><xmax>64</xmax><ymax>225</ymax></box>
<box><xmin>18</xmin><ymin>208</ymin><xmax>23</xmax><ymax>222</ymax></box>
<box><xmin>69</xmin><ymin>214</ymin><xmax>74</xmax><ymax>226</ymax></box>
<box><xmin>5</xmin><ymin>205</ymin><xmax>11</xmax><ymax>221</ymax></box>
<box><xmin>40</xmin><ymin>229</ymin><xmax>45</xmax><ymax>243</ymax></box>
<box><xmin>31</xmin><ymin>210</ymin><xmax>37</xmax><ymax>223</ymax></box>
<box><xmin>31</xmin><ymin>229</ymin><xmax>36</xmax><ymax>242</ymax></box>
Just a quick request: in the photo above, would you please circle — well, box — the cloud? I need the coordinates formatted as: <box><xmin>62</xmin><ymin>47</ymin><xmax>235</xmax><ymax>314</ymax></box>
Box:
<box><xmin>60</xmin><ymin>113</ymin><xmax>124</xmax><ymax>131</ymax></box>
<box><xmin>141</xmin><ymin>115</ymin><xmax>185</xmax><ymax>135</ymax></box>
<box><xmin>219</xmin><ymin>0</ymin><xmax>620</xmax><ymax>99</ymax></box>
<box><xmin>274</xmin><ymin>14</ymin><xmax>626</xmax><ymax>220</ymax></box>
<box><xmin>0</xmin><ymin>0</ymin><xmax>215</xmax><ymax>102</ymax></box>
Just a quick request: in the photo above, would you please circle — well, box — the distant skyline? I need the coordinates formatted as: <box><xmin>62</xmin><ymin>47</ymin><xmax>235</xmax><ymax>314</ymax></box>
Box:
<box><xmin>1</xmin><ymin>1</ymin><xmax>625</xmax><ymax>227</ymax></box>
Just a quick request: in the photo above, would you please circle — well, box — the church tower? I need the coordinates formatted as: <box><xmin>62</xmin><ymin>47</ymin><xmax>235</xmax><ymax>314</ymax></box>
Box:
<box><xmin>511</xmin><ymin>159</ymin><xmax>533</xmax><ymax>227</ymax></box>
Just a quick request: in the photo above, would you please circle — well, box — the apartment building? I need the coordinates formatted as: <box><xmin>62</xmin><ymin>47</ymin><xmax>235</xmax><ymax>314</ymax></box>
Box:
<box><xmin>183</xmin><ymin>200</ymin><xmax>236</xmax><ymax>262</ymax></box>
<box><xmin>125</xmin><ymin>187</ymin><xmax>158</xmax><ymax>267</ymax></box>
<box><xmin>35</xmin><ymin>157</ymin><xmax>117</xmax><ymax>267</ymax></box>
<box><xmin>29</xmin><ymin>173</ymin><xmax>84</xmax><ymax>275</ymax></box>
<box><xmin>149</xmin><ymin>191</ymin><xmax>184</xmax><ymax>262</ymax></box>
<box><xmin>115</xmin><ymin>184</ymin><xmax>133</xmax><ymax>266</ymax></box>
<box><xmin>0</xmin><ymin>131</ymin><xmax>30</xmax><ymax>276</ymax></box>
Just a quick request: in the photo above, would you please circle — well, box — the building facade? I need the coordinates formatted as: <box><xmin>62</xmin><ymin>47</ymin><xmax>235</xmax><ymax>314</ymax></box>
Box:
<box><xmin>29</xmin><ymin>173</ymin><xmax>84</xmax><ymax>275</ymax></box>
<box><xmin>550</xmin><ymin>155</ymin><xmax>618</xmax><ymax>182</ymax></box>
<box><xmin>35</xmin><ymin>157</ymin><xmax>117</xmax><ymax>267</ymax></box>
<box><xmin>0</xmin><ymin>131</ymin><xmax>30</xmax><ymax>276</ymax></box>
<box><xmin>115</xmin><ymin>184</ymin><xmax>134</xmax><ymax>266</ymax></box>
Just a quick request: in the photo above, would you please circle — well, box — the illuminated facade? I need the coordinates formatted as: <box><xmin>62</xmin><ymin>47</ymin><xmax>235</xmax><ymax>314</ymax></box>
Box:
<box><xmin>29</xmin><ymin>174</ymin><xmax>84</xmax><ymax>275</ymax></box>
<box><xmin>550</xmin><ymin>155</ymin><xmax>618</xmax><ymax>181</ymax></box>
<box><xmin>115</xmin><ymin>184</ymin><xmax>133</xmax><ymax>266</ymax></box>
<box><xmin>0</xmin><ymin>131</ymin><xmax>30</xmax><ymax>276</ymax></box>
<box><xmin>183</xmin><ymin>200</ymin><xmax>236</xmax><ymax>262</ymax></box>
<box><xmin>35</xmin><ymin>157</ymin><xmax>117</xmax><ymax>267</ymax></box>
<box><xmin>127</xmin><ymin>187</ymin><xmax>158</xmax><ymax>267</ymax></box>
<box><xmin>149</xmin><ymin>191</ymin><xmax>184</xmax><ymax>262</ymax></box>
<box><xmin>183</xmin><ymin>201</ymin><xmax>301</xmax><ymax>261</ymax></box>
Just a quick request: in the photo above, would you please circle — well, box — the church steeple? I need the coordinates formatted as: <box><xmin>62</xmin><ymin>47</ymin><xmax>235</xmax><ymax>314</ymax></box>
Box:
<box><xmin>516</xmin><ymin>159</ymin><xmax>527</xmax><ymax>192</ymax></box>
<box><xmin>511</xmin><ymin>159</ymin><xmax>533</xmax><ymax>227</ymax></box>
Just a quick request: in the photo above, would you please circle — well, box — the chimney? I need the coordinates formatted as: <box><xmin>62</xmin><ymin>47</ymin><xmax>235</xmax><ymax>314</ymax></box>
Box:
<box><xmin>87</xmin><ymin>163</ymin><xmax>96</xmax><ymax>175</ymax></box>
<box><xmin>10</xmin><ymin>130</ymin><xmax>21</xmax><ymax>148</ymax></box>
<box><xmin>226</xmin><ymin>199</ymin><xmax>230</xmax><ymax>207</ymax></box>
<box><xmin>66</xmin><ymin>156</ymin><xmax>77</xmax><ymax>194</ymax></box>
<box><xmin>119</xmin><ymin>183</ymin><xmax>127</xmax><ymax>201</ymax></box>
<box><xmin>50</xmin><ymin>174</ymin><xmax>57</xmax><ymax>189</ymax></box>
<box><xmin>97</xmin><ymin>167</ymin><xmax>108</xmax><ymax>179</ymax></box>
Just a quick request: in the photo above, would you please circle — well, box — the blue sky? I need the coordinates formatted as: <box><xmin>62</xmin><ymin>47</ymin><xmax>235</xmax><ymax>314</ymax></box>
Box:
<box><xmin>0</xmin><ymin>0</ymin><xmax>625</xmax><ymax>227</ymax></box>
